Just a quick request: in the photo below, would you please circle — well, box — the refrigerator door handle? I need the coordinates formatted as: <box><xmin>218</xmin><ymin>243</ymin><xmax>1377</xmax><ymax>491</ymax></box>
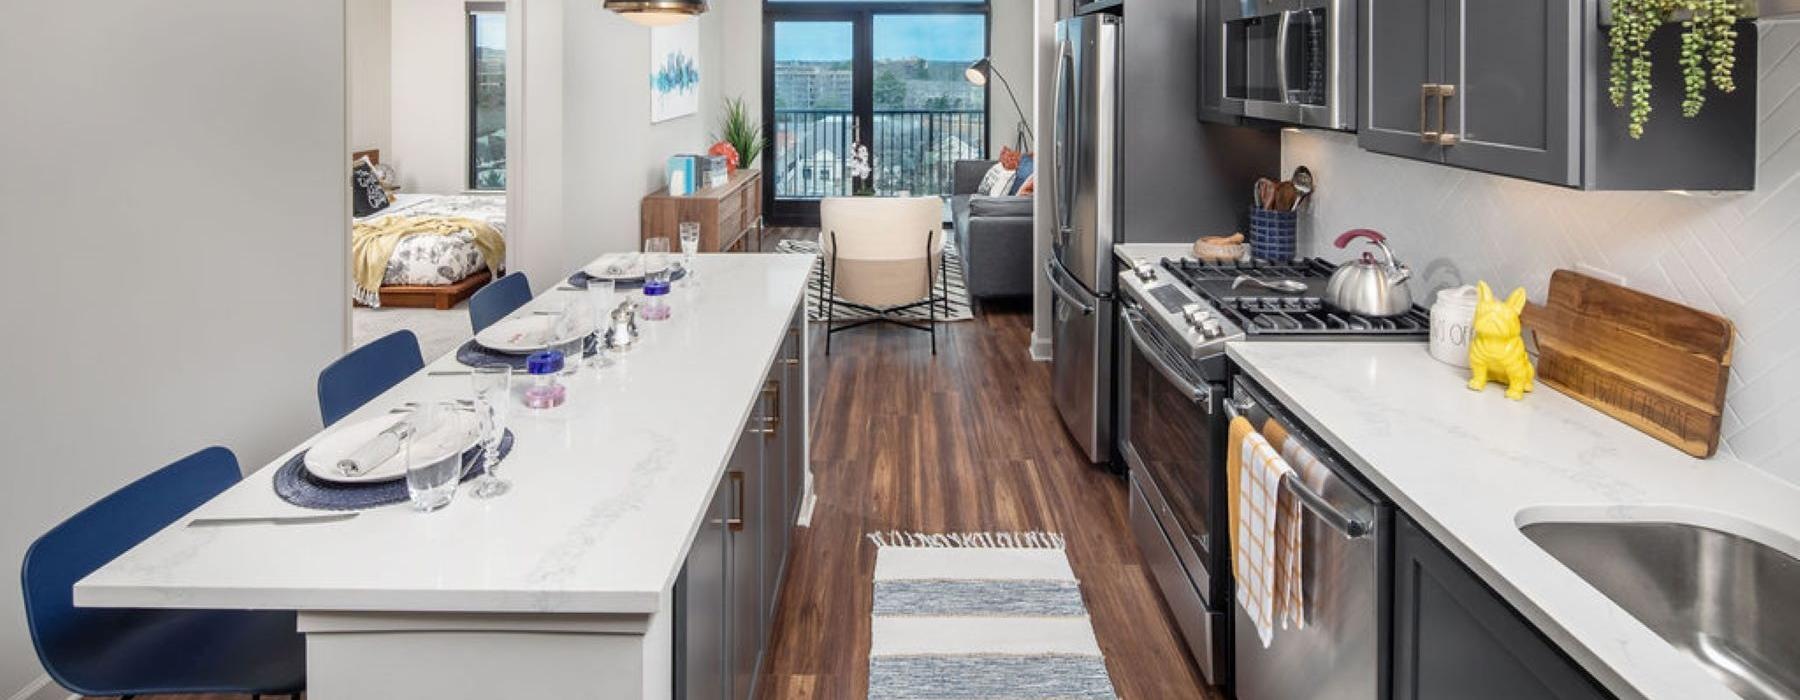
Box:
<box><xmin>1044</xmin><ymin>259</ymin><xmax>1096</xmax><ymax>315</ymax></box>
<box><xmin>1052</xmin><ymin>36</ymin><xmax>1075</xmax><ymax>247</ymax></box>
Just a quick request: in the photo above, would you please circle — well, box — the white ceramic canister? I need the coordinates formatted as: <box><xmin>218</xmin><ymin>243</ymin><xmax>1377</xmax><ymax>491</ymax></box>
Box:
<box><xmin>1429</xmin><ymin>285</ymin><xmax>1479</xmax><ymax>367</ymax></box>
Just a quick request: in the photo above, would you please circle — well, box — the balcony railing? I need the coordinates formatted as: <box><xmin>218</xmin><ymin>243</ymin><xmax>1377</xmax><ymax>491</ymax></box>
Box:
<box><xmin>772</xmin><ymin>109</ymin><xmax>986</xmax><ymax>200</ymax></box>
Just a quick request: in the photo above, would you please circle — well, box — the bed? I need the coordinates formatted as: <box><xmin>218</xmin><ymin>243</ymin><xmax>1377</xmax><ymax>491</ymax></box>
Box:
<box><xmin>352</xmin><ymin>150</ymin><xmax>507</xmax><ymax>310</ymax></box>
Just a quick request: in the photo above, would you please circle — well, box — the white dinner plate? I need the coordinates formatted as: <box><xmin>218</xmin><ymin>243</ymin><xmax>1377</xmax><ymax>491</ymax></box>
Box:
<box><xmin>303</xmin><ymin>411</ymin><xmax>482</xmax><ymax>484</ymax></box>
<box><xmin>474</xmin><ymin>315</ymin><xmax>592</xmax><ymax>355</ymax></box>
<box><xmin>583</xmin><ymin>254</ymin><xmax>646</xmax><ymax>281</ymax></box>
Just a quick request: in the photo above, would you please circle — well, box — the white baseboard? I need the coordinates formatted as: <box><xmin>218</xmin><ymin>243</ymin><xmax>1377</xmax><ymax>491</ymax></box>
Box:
<box><xmin>8</xmin><ymin>675</ymin><xmax>72</xmax><ymax>700</ymax></box>
<box><xmin>1029</xmin><ymin>333</ymin><xmax>1052</xmax><ymax>362</ymax></box>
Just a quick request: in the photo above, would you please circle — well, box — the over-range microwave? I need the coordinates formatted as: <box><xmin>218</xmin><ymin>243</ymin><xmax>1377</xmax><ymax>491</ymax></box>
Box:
<box><xmin>1210</xmin><ymin>0</ymin><xmax>1355</xmax><ymax>130</ymax></box>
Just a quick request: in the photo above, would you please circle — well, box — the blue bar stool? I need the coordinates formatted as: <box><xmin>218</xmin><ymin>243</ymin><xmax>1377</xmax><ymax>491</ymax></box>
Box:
<box><xmin>469</xmin><ymin>272</ymin><xmax>532</xmax><ymax>334</ymax></box>
<box><xmin>21</xmin><ymin>447</ymin><xmax>304</xmax><ymax>700</ymax></box>
<box><xmin>317</xmin><ymin>329</ymin><xmax>424</xmax><ymax>426</ymax></box>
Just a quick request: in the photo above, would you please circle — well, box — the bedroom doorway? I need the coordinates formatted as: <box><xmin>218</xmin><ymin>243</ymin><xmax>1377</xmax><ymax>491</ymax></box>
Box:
<box><xmin>347</xmin><ymin>0</ymin><xmax>516</xmax><ymax>359</ymax></box>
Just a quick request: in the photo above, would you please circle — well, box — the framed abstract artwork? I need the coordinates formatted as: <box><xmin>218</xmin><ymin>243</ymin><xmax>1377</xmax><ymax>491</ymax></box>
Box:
<box><xmin>649</xmin><ymin>22</ymin><xmax>701</xmax><ymax>123</ymax></box>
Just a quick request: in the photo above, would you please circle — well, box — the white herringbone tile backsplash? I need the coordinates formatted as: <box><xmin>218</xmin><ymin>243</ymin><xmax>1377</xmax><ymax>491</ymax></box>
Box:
<box><xmin>1283</xmin><ymin>22</ymin><xmax>1800</xmax><ymax>484</ymax></box>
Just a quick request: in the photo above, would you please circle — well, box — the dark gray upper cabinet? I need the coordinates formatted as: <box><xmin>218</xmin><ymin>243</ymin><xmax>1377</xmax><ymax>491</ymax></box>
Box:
<box><xmin>1393</xmin><ymin>515</ymin><xmax>1613</xmax><ymax>700</ymax></box>
<box><xmin>1359</xmin><ymin>0</ymin><xmax>1755</xmax><ymax>190</ymax></box>
<box><xmin>1359</xmin><ymin>0</ymin><xmax>1442</xmax><ymax>160</ymax></box>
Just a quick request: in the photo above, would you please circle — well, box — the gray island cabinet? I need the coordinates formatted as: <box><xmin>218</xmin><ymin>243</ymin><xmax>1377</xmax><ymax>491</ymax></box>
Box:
<box><xmin>1360</xmin><ymin>0</ymin><xmax>1755</xmax><ymax>190</ymax></box>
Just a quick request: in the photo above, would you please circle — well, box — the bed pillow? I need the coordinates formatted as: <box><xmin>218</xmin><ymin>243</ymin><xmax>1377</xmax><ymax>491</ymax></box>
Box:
<box><xmin>352</xmin><ymin>159</ymin><xmax>390</xmax><ymax>218</ymax></box>
<box><xmin>978</xmin><ymin>162</ymin><xmax>1015</xmax><ymax>197</ymax></box>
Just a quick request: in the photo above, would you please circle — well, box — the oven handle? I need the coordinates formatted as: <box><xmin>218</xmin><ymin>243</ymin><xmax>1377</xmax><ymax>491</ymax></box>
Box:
<box><xmin>1122</xmin><ymin>307</ymin><xmax>1211</xmax><ymax>408</ymax></box>
<box><xmin>1224</xmin><ymin>396</ymin><xmax>1370</xmax><ymax>539</ymax></box>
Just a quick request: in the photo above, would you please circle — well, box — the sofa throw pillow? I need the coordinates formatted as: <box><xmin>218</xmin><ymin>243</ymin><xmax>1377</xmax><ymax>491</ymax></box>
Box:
<box><xmin>998</xmin><ymin>146</ymin><xmax>1022</xmax><ymax>170</ymax></box>
<box><xmin>1017</xmin><ymin>173</ymin><xmax>1037</xmax><ymax>196</ymax></box>
<box><xmin>1007</xmin><ymin>154</ymin><xmax>1036</xmax><ymax>196</ymax></box>
<box><xmin>352</xmin><ymin>159</ymin><xmax>390</xmax><ymax>218</ymax></box>
<box><xmin>978</xmin><ymin>162</ymin><xmax>1016</xmax><ymax>197</ymax></box>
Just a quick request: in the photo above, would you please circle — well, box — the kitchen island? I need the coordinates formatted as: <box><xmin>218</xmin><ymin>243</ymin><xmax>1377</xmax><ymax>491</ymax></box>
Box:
<box><xmin>1229</xmin><ymin>341</ymin><xmax>1800</xmax><ymax>700</ymax></box>
<box><xmin>77</xmin><ymin>253</ymin><xmax>815</xmax><ymax>699</ymax></box>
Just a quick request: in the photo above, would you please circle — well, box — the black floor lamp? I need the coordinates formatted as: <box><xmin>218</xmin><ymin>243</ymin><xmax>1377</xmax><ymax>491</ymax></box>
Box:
<box><xmin>965</xmin><ymin>58</ymin><xmax>1035</xmax><ymax>148</ymax></box>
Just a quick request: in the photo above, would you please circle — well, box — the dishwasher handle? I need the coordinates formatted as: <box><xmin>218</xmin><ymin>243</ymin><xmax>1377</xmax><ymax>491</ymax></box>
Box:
<box><xmin>1225</xmin><ymin>396</ymin><xmax>1370</xmax><ymax>540</ymax></box>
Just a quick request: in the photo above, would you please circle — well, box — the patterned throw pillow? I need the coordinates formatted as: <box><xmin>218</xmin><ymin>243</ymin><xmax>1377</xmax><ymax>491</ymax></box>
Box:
<box><xmin>978</xmin><ymin>162</ymin><xmax>1015</xmax><ymax>197</ymax></box>
<box><xmin>1007</xmin><ymin>154</ymin><xmax>1035</xmax><ymax>196</ymax></box>
<box><xmin>352</xmin><ymin>158</ymin><xmax>390</xmax><ymax>218</ymax></box>
<box><xmin>1016</xmin><ymin>173</ymin><xmax>1036</xmax><ymax>197</ymax></box>
<box><xmin>998</xmin><ymin>146</ymin><xmax>1022</xmax><ymax>170</ymax></box>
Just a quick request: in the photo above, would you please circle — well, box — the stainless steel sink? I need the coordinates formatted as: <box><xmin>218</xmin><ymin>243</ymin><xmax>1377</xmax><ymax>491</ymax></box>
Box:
<box><xmin>1521</xmin><ymin>520</ymin><xmax>1800</xmax><ymax>700</ymax></box>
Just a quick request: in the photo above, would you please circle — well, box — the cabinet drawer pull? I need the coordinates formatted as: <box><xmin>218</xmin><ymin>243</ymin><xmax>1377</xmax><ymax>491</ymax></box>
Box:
<box><xmin>727</xmin><ymin>471</ymin><xmax>745</xmax><ymax>532</ymax></box>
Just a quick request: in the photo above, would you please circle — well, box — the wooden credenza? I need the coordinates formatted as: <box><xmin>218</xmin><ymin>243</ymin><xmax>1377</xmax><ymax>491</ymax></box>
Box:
<box><xmin>641</xmin><ymin>169</ymin><xmax>764</xmax><ymax>253</ymax></box>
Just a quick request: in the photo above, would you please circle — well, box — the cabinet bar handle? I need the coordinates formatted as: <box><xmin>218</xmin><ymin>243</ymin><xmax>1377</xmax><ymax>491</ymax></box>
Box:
<box><xmin>1419</xmin><ymin>83</ymin><xmax>1438</xmax><ymax>144</ymax></box>
<box><xmin>1434</xmin><ymin>84</ymin><xmax>1459</xmax><ymax>146</ymax></box>
<box><xmin>727</xmin><ymin>471</ymin><xmax>745</xmax><ymax>532</ymax></box>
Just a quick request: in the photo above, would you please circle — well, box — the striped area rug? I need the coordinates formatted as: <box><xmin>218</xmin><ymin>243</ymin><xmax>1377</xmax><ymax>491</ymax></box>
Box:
<box><xmin>774</xmin><ymin>239</ymin><xmax>976</xmax><ymax>323</ymax></box>
<box><xmin>865</xmin><ymin>531</ymin><xmax>1119</xmax><ymax>699</ymax></box>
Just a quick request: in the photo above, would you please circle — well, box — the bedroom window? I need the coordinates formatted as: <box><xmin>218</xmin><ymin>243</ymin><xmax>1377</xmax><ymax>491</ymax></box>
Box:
<box><xmin>468</xmin><ymin>3</ymin><xmax>506</xmax><ymax>190</ymax></box>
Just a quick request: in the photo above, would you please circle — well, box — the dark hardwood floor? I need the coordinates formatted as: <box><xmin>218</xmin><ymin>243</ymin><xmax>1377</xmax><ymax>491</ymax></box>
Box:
<box><xmin>758</xmin><ymin>293</ymin><xmax>1216</xmax><ymax>699</ymax></box>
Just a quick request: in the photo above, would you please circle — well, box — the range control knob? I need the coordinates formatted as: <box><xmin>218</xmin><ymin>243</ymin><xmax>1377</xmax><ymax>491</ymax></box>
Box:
<box><xmin>1133</xmin><ymin>262</ymin><xmax>1158</xmax><ymax>281</ymax></box>
<box><xmin>1181</xmin><ymin>304</ymin><xmax>1213</xmax><ymax>328</ymax></box>
<box><xmin>1200</xmin><ymin>319</ymin><xmax>1224</xmax><ymax>339</ymax></box>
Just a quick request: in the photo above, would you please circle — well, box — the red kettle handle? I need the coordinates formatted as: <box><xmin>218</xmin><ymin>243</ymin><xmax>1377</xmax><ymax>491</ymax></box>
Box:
<box><xmin>1334</xmin><ymin>229</ymin><xmax>1387</xmax><ymax>249</ymax></box>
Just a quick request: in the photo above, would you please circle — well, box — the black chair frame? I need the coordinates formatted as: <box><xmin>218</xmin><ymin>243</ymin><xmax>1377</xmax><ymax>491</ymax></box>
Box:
<box><xmin>821</xmin><ymin>229</ymin><xmax>949</xmax><ymax>356</ymax></box>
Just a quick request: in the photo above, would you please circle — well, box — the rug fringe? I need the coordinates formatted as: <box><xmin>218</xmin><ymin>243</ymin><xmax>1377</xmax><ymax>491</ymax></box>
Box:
<box><xmin>866</xmin><ymin>530</ymin><xmax>1066</xmax><ymax>550</ymax></box>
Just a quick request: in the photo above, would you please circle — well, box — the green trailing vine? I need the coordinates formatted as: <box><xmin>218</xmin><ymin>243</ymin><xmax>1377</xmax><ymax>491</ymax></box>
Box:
<box><xmin>1608</xmin><ymin>0</ymin><xmax>1742</xmax><ymax>139</ymax></box>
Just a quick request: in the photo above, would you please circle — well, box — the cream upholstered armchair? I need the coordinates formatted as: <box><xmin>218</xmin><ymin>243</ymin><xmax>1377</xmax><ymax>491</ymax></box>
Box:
<box><xmin>818</xmin><ymin>196</ymin><xmax>948</xmax><ymax>355</ymax></box>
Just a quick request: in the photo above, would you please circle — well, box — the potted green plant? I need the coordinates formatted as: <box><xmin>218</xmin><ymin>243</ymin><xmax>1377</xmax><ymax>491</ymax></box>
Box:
<box><xmin>1608</xmin><ymin>0</ymin><xmax>1743</xmax><ymax>138</ymax></box>
<box><xmin>714</xmin><ymin>96</ymin><xmax>764</xmax><ymax>170</ymax></box>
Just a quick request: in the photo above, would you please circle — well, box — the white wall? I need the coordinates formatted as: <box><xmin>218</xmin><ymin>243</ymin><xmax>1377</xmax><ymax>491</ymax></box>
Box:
<box><xmin>1030</xmin><ymin>0</ymin><xmax>1057</xmax><ymax>359</ymax></box>
<box><xmin>512</xmin><ymin>0</ymin><xmax>726</xmax><ymax>291</ymax></box>
<box><xmin>0</xmin><ymin>1</ymin><xmax>347</xmax><ymax>697</ymax></box>
<box><xmin>350</xmin><ymin>0</ymin><xmax>394</xmax><ymax>157</ymax></box>
<box><xmin>1284</xmin><ymin>21</ymin><xmax>1800</xmax><ymax>484</ymax></box>
<box><xmin>989</xmin><ymin>0</ymin><xmax>1037</xmax><ymax>156</ymax></box>
<box><xmin>390</xmin><ymin>0</ymin><xmax>474</xmax><ymax>192</ymax></box>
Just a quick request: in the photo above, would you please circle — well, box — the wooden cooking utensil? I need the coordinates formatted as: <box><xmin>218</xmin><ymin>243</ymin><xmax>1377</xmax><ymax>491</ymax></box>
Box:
<box><xmin>1521</xmin><ymin>270</ymin><xmax>1735</xmax><ymax>457</ymax></box>
<box><xmin>1254</xmin><ymin>178</ymin><xmax>1276</xmax><ymax>210</ymax></box>
<box><xmin>1272</xmin><ymin>181</ymin><xmax>1299</xmax><ymax>211</ymax></box>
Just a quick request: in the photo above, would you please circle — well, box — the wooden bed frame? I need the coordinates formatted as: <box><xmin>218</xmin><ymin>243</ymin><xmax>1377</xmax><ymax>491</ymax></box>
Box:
<box><xmin>352</xmin><ymin>149</ymin><xmax>498</xmax><ymax>310</ymax></box>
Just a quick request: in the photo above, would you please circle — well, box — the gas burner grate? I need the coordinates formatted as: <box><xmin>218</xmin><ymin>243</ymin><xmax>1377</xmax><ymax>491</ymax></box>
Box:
<box><xmin>1159</xmin><ymin>256</ymin><xmax>1431</xmax><ymax>339</ymax></box>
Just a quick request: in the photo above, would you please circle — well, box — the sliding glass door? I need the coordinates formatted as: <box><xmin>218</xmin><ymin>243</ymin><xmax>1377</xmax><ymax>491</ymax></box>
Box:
<box><xmin>765</xmin><ymin>1</ymin><xmax>989</xmax><ymax>225</ymax></box>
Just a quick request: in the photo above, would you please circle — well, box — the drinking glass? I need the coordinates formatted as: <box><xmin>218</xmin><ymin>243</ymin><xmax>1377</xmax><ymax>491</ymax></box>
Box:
<box><xmin>470</xmin><ymin>366</ymin><xmax>512</xmax><ymax>499</ymax></box>
<box><xmin>644</xmin><ymin>236</ymin><xmax>672</xmax><ymax>279</ymax></box>
<box><xmin>586</xmin><ymin>278</ymin><xmax>618</xmax><ymax>368</ymax></box>
<box><xmin>678</xmin><ymin>222</ymin><xmax>700</xmax><ymax>278</ymax></box>
<box><xmin>642</xmin><ymin>237</ymin><xmax>674</xmax><ymax>320</ymax></box>
<box><xmin>404</xmin><ymin>401</ymin><xmax>465</xmax><ymax>512</ymax></box>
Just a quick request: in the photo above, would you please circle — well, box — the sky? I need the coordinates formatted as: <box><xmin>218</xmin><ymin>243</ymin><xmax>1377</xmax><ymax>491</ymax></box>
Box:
<box><xmin>774</xmin><ymin>14</ymin><xmax>984</xmax><ymax>62</ymax></box>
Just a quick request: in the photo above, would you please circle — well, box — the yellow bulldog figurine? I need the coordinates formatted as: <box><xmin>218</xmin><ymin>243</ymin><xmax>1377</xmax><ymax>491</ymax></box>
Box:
<box><xmin>1467</xmin><ymin>281</ymin><xmax>1535</xmax><ymax>400</ymax></box>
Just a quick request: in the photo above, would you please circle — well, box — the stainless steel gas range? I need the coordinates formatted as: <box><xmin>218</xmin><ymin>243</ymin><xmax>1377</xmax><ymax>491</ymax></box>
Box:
<box><xmin>1115</xmin><ymin>254</ymin><xmax>1426</xmax><ymax>691</ymax></box>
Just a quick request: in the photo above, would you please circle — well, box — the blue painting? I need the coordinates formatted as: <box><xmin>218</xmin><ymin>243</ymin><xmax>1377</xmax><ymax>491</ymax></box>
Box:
<box><xmin>650</xmin><ymin>23</ymin><xmax>701</xmax><ymax>123</ymax></box>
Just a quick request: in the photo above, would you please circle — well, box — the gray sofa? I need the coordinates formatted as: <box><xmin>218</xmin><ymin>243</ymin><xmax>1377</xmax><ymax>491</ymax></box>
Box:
<box><xmin>951</xmin><ymin>160</ymin><xmax>1035</xmax><ymax>300</ymax></box>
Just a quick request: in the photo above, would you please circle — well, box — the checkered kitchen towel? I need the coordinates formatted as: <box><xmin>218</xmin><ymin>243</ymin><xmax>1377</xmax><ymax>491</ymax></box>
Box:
<box><xmin>1234</xmin><ymin>429</ymin><xmax>1297</xmax><ymax>648</ymax></box>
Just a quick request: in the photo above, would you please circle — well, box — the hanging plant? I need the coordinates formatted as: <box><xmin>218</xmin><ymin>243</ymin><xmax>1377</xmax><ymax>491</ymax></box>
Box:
<box><xmin>1609</xmin><ymin>0</ymin><xmax>1742</xmax><ymax>139</ymax></box>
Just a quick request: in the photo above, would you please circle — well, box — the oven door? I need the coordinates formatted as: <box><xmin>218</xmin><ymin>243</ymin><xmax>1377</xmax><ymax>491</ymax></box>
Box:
<box><xmin>1119</xmin><ymin>303</ymin><xmax>1226</xmax><ymax>603</ymax></box>
<box><xmin>1215</xmin><ymin>0</ymin><xmax>1353</xmax><ymax>130</ymax></box>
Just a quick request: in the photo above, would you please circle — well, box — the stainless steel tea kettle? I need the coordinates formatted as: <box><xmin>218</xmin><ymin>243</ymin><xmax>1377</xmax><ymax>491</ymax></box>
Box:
<box><xmin>1324</xmin><ymin>229</ymin><xmax>1413</xmax><ymax>317</ymax></box>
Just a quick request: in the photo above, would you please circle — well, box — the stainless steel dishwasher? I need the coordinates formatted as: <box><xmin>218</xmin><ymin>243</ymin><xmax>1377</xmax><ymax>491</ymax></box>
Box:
<box><xmin>1227</xmin><ymin>376</ymin><xmax>1390</xmax><ymax>700</ymax></box>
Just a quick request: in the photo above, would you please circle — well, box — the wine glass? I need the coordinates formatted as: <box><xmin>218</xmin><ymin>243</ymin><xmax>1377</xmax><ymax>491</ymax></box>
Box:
<box><xmin>678</xmin><ymin>222</ymin><xmax>700</xmax><ymax>279</ymax></box>
<box><xmin>586</xmin><ymin>278</ymin><xmax>617</xmax><ymax>368</ymax></box>
<box><xmin>469</xmin><ymin>365</ymin><xmax>512</xmax><ymax>499</ymax></box>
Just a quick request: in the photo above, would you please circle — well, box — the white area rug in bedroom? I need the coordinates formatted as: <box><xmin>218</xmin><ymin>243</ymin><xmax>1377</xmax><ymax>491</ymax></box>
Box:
<box><xmin>352</xmin><ymin>304</ymin><xmax>470</xmax><ymax>359</ymax></box>
<box><xmin>865</xmin><ymin>531</ymin><xmax>1119</xmax><ymax>699</ymax></box>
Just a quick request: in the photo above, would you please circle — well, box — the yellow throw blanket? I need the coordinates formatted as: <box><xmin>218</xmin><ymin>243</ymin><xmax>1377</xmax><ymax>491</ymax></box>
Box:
<box><xmin>351</xmin><ymin>215</ymin><xmax>505</xmax><ymax>306</ymax></box>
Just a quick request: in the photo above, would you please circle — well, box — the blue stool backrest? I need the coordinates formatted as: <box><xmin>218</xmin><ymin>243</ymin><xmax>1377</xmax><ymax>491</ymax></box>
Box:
<box><xmin>21</xmin><ymin>446</ymin><xmax>239</xmax><ymax>686</ymax></box>
<box><xmin>317</xmin><ymin>329</ymin><xmax>423</xmax><ymax>426</ymax></box>
<box><xmin>469</xmin><ymin>272</ymin><xmax>532</xmax><ymax>334</ymax></box>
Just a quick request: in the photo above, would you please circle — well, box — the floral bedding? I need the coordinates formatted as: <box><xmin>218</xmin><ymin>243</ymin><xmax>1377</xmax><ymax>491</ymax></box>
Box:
<box><xmin>362</xmin><ymin>194</ymin><xmax>507</xmax><ymax>286</ymax></box>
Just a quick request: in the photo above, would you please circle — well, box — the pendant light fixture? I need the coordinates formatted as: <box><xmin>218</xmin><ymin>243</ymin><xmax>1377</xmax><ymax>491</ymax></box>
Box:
<box><xmin>604</xmin><ymin>0</ymin><xmax>706</xmax><ymax>26</ymax></box>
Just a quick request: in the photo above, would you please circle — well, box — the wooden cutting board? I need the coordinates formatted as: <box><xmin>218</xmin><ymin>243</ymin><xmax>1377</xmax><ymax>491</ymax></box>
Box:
<box><xmin>1521</xmin><ymin>270</ymin><xmax>1735</xmax><ymax>458</ymax></box>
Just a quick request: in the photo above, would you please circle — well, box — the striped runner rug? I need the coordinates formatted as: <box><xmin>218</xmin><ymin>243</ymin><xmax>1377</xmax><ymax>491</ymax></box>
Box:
<box><xmin>865</xmin><ymin>531</ymin><xmax>1119</xmax><ymax>699</ymax></box>
<box><xmin>774</xmin><ymin>239</ymin><xmax>976</xmax><ymax>323</ymax></box>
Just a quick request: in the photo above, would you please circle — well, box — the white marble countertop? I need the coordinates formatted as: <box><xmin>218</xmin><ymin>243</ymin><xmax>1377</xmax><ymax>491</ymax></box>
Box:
<box><xmin>76</xmin><ymin>253</ymin><xmax>813</xmax><ymax>615</ymax></box>
<box><xmin>1228</xmin><ymin>341</ymin><xmax>1800</xmax><ymax>700</ymax></box>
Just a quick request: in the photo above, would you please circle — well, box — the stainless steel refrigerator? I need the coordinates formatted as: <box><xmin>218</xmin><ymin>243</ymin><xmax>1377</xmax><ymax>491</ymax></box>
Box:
<box><xmin>1047</xmin><ymin>5</ymin><xmax>1278</xmax><ymax>465</ymax></box>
